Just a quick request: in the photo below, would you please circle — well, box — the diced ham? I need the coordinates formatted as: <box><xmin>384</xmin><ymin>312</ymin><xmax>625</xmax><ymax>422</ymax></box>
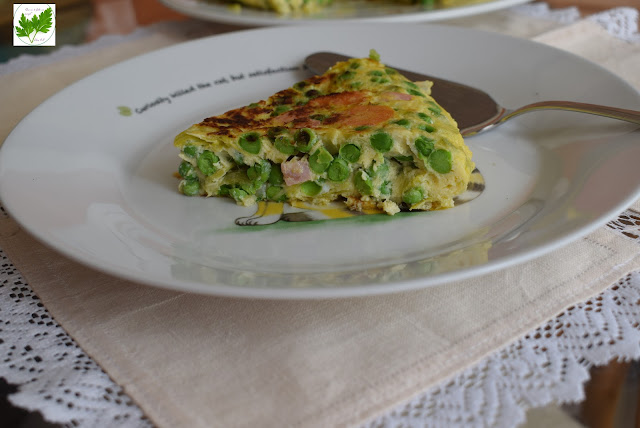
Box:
<box><xmin>333</xmin><ymin>105</ymin><xmax>395</xmax><ymax>127</ymax></box>
<box><xmin>274</xmin><ymin>111</ymin><xmax>323</xmax><ymax>128</ymax></box>
<box><xmin>273</xmin><ymin>110</ymin><xmax>297</xmax><ymax>125</ymax></box>
<box><xmin>281</xmin><ymin>158</ymin><xmax>312</xmax><ymax>186</ymax></box>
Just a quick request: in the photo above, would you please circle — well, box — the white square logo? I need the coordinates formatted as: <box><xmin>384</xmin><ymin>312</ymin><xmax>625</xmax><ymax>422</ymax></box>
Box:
<box><xmin>13</xmin><ymin>4</ymin><xmax>56</xmax><ymax>47</ymax></box>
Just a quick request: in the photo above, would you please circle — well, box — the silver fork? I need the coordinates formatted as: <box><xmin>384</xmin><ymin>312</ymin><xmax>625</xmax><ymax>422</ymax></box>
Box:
<box><xmin>304</xmin><ymin>52</ymin><xmax>640</xmax><ymax>137</ymax></box>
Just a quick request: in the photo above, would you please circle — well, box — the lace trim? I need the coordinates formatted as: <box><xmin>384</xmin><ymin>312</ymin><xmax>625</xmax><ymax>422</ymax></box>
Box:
<box><xmin>513</xmin><ymin>3</ymin><xmax>640</xmax><ymax>43</ymax></box>
<box><xmin>513</xmin><ymin>3</ymin><xmax>581</xmax><ymax>24</ymax></box>
<box><xmin>0</xmin><ymin>248</ymin><xmax>151</xmax><ymax>427</ymax></box>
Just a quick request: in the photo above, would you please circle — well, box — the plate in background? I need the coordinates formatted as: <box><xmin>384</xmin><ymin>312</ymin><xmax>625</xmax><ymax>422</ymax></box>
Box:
<box><xmin>158</xmin><ymin>0</ymin><xmax>532</xmax><ymax>26</ymax></box>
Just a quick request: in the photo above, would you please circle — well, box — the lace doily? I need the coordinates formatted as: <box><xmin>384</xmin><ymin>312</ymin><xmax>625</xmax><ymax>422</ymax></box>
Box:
<box><xmin>588</xmin><ymin>7</ymin><xmax>640</xmax><ymax>43</ymax></box>
<box><xmin>513</xmin><ymin>2</ymin><xmax>581</xmax><ymax>24</ymax></box>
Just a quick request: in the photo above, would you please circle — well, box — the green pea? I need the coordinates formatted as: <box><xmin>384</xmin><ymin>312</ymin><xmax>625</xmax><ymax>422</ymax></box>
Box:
<box><xmin>327</xmin><ymin>158</ymin><xmax>350</xmax><ymax>182</ymax></box>
<box><xmin>309</xmin><ymin>148</ymin><xmax>333</xmax><ymax>173</ymax></box>
<box><xmin>274</xmin><ymin>135</ymin><xmax>296</xmax><ymax>155</ymax></box>
<box><xmin>417</xmin><ymin>112</ymin><xmax>433</xmax><ymax>123</ymax></box>
<box><xmin>349</xmin><ymin>61</ymin><xmax>361</xmax><ymax>69</ymax></box>
<box><xmin>429</xmin><ymin>149</ymin><xmax>452</xmax><ymax>174</ymax></box>
<box><xmin>370</xmin><ymin>132</ymin><xmax>393</xmax><ymax>152</ymax></box>
<box><xmin>178</xmin><ymin>161</ymin><xmax>196</xmax><ymax>178</ymax></box>
<box><xmin>394</xmin><ymin>155</ymin><xmax>414</xmax><ymax>162</ymax></box>
<box><xmin>350</xmin><ymin>82</ymin><xmax>363</xmax><ymax>90</ymax></box>
<box><xmin>354</xmin><ymin>125</ymin><xmax>370</xmax><ymax>131</ymax></box>
<box><xmin>257</xmin><ymin>161</ymin><xmax>272</xmax><ymax>182</ymax></box>
<box><xmin>268</xmin><ymin>165</ymin><xmax>284</xmax><ymax>185</ymax></box>
<box><xmin>197</xmin><ymin>151</ymin><xmax>219</xmax><ymax>176</ymax></box>
<box><xmin>247</xmin><ymin>160</ymin><xmax>271</xmax><ymax>183</ymax></box>
<box><xmin>310</xmin><ymin>114</ymin><xmax>327</xmax><ymax>122</ymax></box>
<box><xmin>301</xmin><ymin>181</ymin><xmax>322</xmax><ymax>196</ymax></box>
<box><xmin>266</xmin><ymin>185</ymin><xmax>286</xmax><ymax>202</ymax></box>
<box><xmin>218</xmin><ymin>184</ymin><xmax>232</xmax><ymax>196</ymax></box>
<box><xmin>271</xmin><ymin>105</ymin><xmax>291</xmax><ymax>117</ymax></box>
<box><xmin>239</xmin><ymin>132</ymin><xmax>261</xmax><ymax>154</ymax></box>
<box><xmin>428</xmin><ymin>101</ymin><xmax>442</xmax><ymax>115</ymax></box>
<box><xmin>354</xmin><ymin>171</ymin><xmax>373</xmax><ymax>195</ymax></box>
<box><xmin>293</xmin><ymin>81</ymin><xmax>308</xmax><ymax>91</ymax></box>
<box><xmin>380</xmin><ymin>180</ymin><xmax>392</xmax><ymax>196</ymax></box>
<box><xmin>418</xmin><ymin>123</ymin><xmax>436</xmax><ymax>133</ymax></box>
<box><xmin>370</xmin><ymin>76</ymin><xmax>380</xmax><ymax>83</ymax></box>
<box><xmin>385</xmin><ymin>67</ymin><xmax>397</xmax><ymax>76</ymax></box>
<box><xmin>368</xmin><ymin>159</ymin><xmax>389</xmax><ymax>178</ymax></box>
<box><xmin>183</xmin><ymin>146</ymin><xmax>198</xmax><ymax>158</ymax></box>
<box><xmin>305</xmin><ymin>89</ymin><xmax>321</xmax><ymax>98</ymax></box>
<box><xmin>230</xmin><ymin>188</ymin><xmax>249</xmax><ymax>201</ymax></box>
<box><xmin>181</xmin><ymin>178</ymin><xmax>200</xmax><ymax>196</ymax></box>
<box><xmin>415</xmin><ymin>136</ymin><xmax>435</xmax><ymax>157</ymax></box>
<box><xmin>294</xmin><ymin>128</ymin><xmax>316</xmax><ymax>153</ymax></box>
<box><xmin>403</xmin><ymin>187</ymin><xmax>424</xmax><ymax>205</ymax></box>
<box><xmin>267</xmin><ymin>126</ymin><xmax>287</xmax><ymax>141</ymax></box>
<box><xmin>339</xmin><ymin>71</ymin><xmax>356</xmax><ymax>81</ymax></box>
<box><xmin>247</xmin><ymin>166</ymin><xmax>259</xmax><ymax>181</ymax></box>
<box><xmin>233</xmin><ymin>152</ymin><xmax>244</xmax><ymax>166</ymax></box>
<box><xmin>392</xmin><ymin>119</ymin><xmax>411</xmax><ymax>128</ymax></box>
<box><xmin>368</xmin><ymin>70</ymin><xmax>384</xmax><ymax>76</ymax></box>
<box><xmin>240</xmin><ymin>181</ymin><xmax>258</xmax><ymax>195</ymax></box>
<box><xmin>339</xmin><ymin>144</ymin><xmax>361</xmax><ymax>163</ymax></box>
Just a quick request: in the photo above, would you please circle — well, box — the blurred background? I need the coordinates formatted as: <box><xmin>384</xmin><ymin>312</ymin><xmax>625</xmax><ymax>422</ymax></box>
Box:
<box><xmin>2</xmin><ymin>0</ymin><xmax>638</xmax><ymax>64</ymax></box>
<box><xmin>1</xmin><ymin>0</ymin><xmax>186</xmax><ymax>62</ymax></box>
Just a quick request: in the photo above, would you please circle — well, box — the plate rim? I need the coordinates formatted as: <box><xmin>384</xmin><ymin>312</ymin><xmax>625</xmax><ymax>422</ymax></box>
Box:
<box><xmin>157</xmin><ymin>0</ymin><xmax>533</xmax><ymax>26</ymax></box>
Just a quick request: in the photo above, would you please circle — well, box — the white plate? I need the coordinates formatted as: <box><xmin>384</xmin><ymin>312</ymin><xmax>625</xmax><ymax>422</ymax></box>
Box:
<box><xmin>159</xmin><ymin>0</ymin><xmax>531</xmax><ymax>26</ymax></box>
<box><xmin>2</xmin><ymin>24</ymin><xmax>640</xmax><ymax>299</ymax></box>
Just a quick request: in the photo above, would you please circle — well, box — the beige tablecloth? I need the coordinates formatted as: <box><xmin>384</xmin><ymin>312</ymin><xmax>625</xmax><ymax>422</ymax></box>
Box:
<box><xmin>1</xmin><ymin>11</ymin><xmax>640</xmax><ymax>428</ymax></box>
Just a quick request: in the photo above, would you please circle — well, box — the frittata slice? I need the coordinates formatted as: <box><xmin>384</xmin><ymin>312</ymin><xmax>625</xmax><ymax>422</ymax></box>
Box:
<box><xmin>174</xmin><ymin>51</ymin><xmax>474</xmax><ymax>215</ymax></box>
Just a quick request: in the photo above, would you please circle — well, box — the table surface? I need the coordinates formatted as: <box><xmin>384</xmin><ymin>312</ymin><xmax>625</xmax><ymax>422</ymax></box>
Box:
<box><xmin>2</xmin><ymin>1</ymin><xmax>640</xmax><ymax>427</ymax></box>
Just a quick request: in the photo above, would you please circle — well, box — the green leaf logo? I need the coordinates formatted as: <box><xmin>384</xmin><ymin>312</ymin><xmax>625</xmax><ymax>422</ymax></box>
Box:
<box><xmin>117</xmin><ymin>106</ymin><xmax>133</xmax><ymax>117</ymax></box>
<box><xmin>15</xmin><ymin>6</ymin><xmax>53</xmax><ymax>44</ymax></box>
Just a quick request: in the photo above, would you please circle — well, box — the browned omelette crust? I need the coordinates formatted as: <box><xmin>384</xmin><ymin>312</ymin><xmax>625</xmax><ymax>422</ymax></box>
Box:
<box><xmin>174</xmin><ymin>55</ymin><xmax>475</xmax><ymax>215</ymax></box>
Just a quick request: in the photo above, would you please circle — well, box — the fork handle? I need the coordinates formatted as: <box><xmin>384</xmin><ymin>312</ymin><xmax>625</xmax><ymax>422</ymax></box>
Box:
<box><xmin>504</xmin><ymin>100</ymin><xmax>640</xmax><ymax>126</ymax></box>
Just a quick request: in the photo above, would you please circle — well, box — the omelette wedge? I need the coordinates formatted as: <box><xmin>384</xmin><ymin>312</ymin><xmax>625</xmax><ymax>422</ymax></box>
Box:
<box><xmin>174</xmin><ymin>51</ymin><xmax>474</xmax><ymax>215</ymax></box>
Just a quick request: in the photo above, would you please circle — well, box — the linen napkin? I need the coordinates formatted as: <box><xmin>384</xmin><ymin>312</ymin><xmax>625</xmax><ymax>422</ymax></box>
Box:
<box><xmin>1</xmin><ymin>14</ymin><xmax>640</xmax><ymax>428</ymax></box>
